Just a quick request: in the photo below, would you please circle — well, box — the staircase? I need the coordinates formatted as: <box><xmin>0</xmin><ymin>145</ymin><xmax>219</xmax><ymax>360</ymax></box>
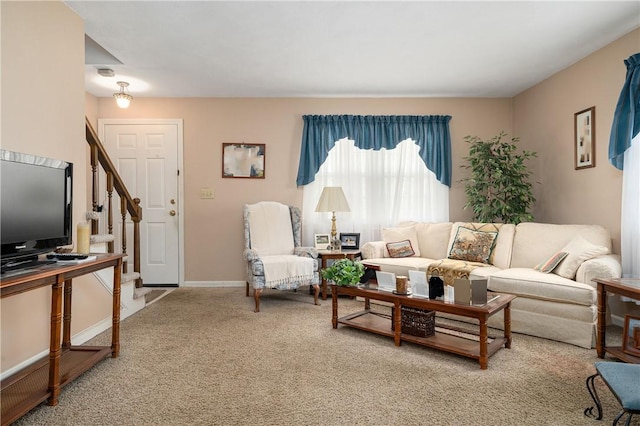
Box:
<box><xmin>85</xmin><ymin>118</ymin><xmax>149</xmax><ymax>318</ymax></box>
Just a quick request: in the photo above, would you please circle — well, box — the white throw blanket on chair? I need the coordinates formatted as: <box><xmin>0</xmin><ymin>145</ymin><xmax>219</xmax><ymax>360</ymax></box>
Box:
<box><xmin>247</xmin><ymin>202</ymin><xmax>314</xmax><ymax>288</ymax></box>
<box><xmin>261</xmin><ymin>255</ymin><xmax>314</xmax><ymax>288</ymax></box>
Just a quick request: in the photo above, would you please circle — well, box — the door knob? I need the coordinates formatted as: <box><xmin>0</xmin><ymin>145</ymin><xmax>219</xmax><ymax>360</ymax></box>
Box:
<box><xmin>169</xmin><ymin>210</ymin><xmax>176</xmax><ymax>216</ymax></box>
<box><xmin>170</xmin><ymin>199</ymin><xmax>176</xmax><ymax>204</ymax></box>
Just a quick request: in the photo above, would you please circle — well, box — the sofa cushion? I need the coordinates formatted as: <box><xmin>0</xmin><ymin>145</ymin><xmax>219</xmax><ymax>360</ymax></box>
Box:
<box><xmin>404</xmin><ymin>222</ymin><xmax>453</xmax><ymax>260</ymax></box>
<box><xmin>511</xmin><ymin>223</ymin><xmax>612</xmax><ymax>269</ymax></box>
<box><xmin>447</xmin><ymin>226</ymin><xmax>498</xmax><ymax>264</ymax></box>
<box><xmin>382</xmin><ymin>225</ymin><xmax>421</xmax><ymax>257</ymax></box>
<box><xmin>554</xmin><ymin>235</ymin><xmax>610</xmax><ymax>279</ymax></box>
<box><xmin>386</xmin><ymin>240</ymin><xmax>415</xmax><ymax>258</ymax></box>
<box><xmin>488</xmin><ymin>268</ymin><xmax>596</xmax><ymax>306</ymax></box>
<box><xmin>362</xmin><ymin>257</ymin><xmax>435</xmax><ymax>277</ymax></box>
<box><xmin>534</xmin><ymin>251</ymin><xmax>569</xmax><ymax>273</ymax></box>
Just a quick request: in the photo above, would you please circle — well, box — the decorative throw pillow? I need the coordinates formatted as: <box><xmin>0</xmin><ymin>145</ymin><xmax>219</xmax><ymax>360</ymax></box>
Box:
<box><xmin>447</xmin><ymin>226</ymin><xmax>498</xmax><ymax>264</ymax></box>
<box><xmin>386</xmin><ymin>240</ymin><xmax>415</xmax><ymax>258</ymax></box>
<box><xmin>534</xmin><ymin>251</ymin><xmax>569</xmax><ymax>273</ymax></box>
<box><xmin>554</xmin><ymin>235</ymin><xmax>610</xmax><ymax>279</ymax></box>
<box><xmin>382</xmin><ymin>226</ymin><xmax>421</xmax><ymax>258</ymax></box>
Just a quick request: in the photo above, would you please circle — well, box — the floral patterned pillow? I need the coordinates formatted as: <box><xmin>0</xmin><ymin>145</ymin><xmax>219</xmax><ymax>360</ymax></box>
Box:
<box><xmin>447</xmin><ymin>226</ymin><xmax>498</xmax><ymax>264</ymax></box>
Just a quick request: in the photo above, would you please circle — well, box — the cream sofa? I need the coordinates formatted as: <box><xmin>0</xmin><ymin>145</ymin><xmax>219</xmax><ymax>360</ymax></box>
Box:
<box><xmin>361</xmin><ymin>222</ymin><xmax>622</xmax><ymax>349</ymax></box>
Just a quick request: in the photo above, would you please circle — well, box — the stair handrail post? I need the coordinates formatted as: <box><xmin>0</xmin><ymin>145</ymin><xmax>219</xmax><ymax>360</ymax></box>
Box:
<box><xmin>120</xmin><ymin>196</ymin><xmax>128</xmax><ymax>274</ymax></box>
<box><xmin>106</xmin><ymin>171</ymin><xmax>114</xmax><ymax>253</ymax></box>
<box><xmin>90</xmin><ymin>144</ymin><xmax>99</xmax><ymax>235</ymax></box>
<box><xmin>133</xmin><ymin>198</ymin><xmax>143</xmax><ymax>288</ymax></box>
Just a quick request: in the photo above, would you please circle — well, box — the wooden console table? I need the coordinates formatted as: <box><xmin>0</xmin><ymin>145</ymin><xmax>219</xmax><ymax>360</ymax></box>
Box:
<box><xmin>0</xmin><ymin>254</ymin><xmax>124</xmax><ymax>425</ymax></box>
<box><xmin>593</xmin><ymin>277</ymin><xmax>640</xmax><ymax>364</ymax></box>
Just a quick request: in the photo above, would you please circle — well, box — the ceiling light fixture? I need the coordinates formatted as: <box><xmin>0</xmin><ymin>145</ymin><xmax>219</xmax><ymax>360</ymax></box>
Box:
<box><xmin>113</xmin><ymin>81</ymin><xmax>133</xmax><ymax>108</ymax></box>
<box><xmin>97</xmin><ymin>68</ymin><xmax>115</xmax><ymax>77</ymax></box>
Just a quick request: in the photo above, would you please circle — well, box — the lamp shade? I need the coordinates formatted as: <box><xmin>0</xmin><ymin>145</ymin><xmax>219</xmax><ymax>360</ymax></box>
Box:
<box><xmin>315</xmin><ymin>186</ymin><xmax>351</xmax><ymax>213</ymax></box>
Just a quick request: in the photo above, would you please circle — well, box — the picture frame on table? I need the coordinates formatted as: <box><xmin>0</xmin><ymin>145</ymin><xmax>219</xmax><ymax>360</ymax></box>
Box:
<box><xmin>340</xmin><ymin>233</ymin><xmax>360</xmax><ymax>249</ymax></box>
<box><xmin>574</xmin><ymin>106</ymin><xmax>595</xmax><ymax>170</ymax></box>
<box><xmin>314</xmin><ymin>234</ymin><xmax>330</xmax><ymax>250</ymax></box>
<box><xmin>222</xmin><ymin>143</ymin><xmax>265</xmax><ymax>178</ymax></box>
<box><xmin>622</xmin><ymin>314</ymin><xmax>640</xmax><ymax>357</ymax></box>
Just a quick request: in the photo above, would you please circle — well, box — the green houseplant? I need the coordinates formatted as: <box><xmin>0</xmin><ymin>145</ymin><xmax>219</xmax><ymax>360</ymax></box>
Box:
<box><xmin>321</xmin><ymin>258</ymin><xmax>365</xmax><ymax>286</ymax></box>
<box><xmin>460</xmin><ymin>131</ymin><xmax>537</xmax><ymax>224</ymax></box>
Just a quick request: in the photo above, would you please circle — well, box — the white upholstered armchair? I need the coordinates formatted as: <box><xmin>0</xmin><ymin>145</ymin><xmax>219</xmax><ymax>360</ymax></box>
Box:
<box><xmin>243</xmin><ymin>201</ymin><xmax>320</xmax><ymax>312</ymax></box>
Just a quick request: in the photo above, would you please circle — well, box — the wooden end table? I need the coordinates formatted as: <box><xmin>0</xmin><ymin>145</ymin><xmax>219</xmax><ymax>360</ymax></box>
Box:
<box><xmin>317</xmin><ymin>249</ymin><xmax>362</xmax><ymax>300</ymax></box>
<box><xmin>593</xmin><ymin>277</ymin><xmax>640</xmax><ymax>363</ymax></box>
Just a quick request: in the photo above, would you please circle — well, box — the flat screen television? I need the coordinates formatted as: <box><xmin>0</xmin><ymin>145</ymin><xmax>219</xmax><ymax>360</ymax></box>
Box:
<box><xmin>1</xmin><ymin>149</ymin><xmax>73</xmax><ymax>270</ymax></box>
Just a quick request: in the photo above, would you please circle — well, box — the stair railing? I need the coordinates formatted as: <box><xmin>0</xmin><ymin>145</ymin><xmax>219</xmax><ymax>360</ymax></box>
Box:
<box><xmin>85</xmin><ymin>117</ymin><xmax>143</xmax><ymax>287</ymax></box>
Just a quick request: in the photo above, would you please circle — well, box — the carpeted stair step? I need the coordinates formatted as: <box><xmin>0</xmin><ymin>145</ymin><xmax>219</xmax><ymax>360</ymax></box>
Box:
<box><xmin>90</xmin><ymin>233</ymin><xmax>115</xmax><ymax>244</ymax></box>
<box><xmin>123</xmin><ymin>271</ymin><xmax>140</xmax><ymax>285</ymax></box>
<box><xmin>133</xmin><ymin>287</ymin><xmax>152</xmax><ymax>300</ymax></box>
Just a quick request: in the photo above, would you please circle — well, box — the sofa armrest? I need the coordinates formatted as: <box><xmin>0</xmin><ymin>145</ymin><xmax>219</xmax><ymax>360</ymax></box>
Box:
<box><xmin>362</xmin><ymin>241</ymin><xmax>386</xmax><ymax>259</ymax></box>
<box><xmin>294</xmin><ymin>246</ymin><xmax>318</xmax><ymax>259</ymax></box>
<box><xmin>243</xmin><ymin>248</ymin><xmax>260</xmax><ymax>262</ymax></box>
<box><xmin>576</xmin><ymin>254</ymin><xmax>622</xmax><ymax>286</ymax></box>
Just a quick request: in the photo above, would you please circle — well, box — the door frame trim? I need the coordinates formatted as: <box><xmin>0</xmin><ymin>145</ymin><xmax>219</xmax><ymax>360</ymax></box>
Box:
<box><xmin>98</xmin><ymin>118</ymin><xmax>185</xmax><ymax>287</ymax></box>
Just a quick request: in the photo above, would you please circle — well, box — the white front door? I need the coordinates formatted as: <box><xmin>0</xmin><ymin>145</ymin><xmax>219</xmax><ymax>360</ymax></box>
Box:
<box><xmin>99</xmin><ymin>119</ymin><xmax>183</xmax><ymax>286</ymax></box>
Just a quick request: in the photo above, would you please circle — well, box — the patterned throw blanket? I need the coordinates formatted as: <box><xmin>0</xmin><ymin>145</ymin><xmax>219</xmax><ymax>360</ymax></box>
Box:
<box><xmin>427</xmin><ymin>259</ymin><xmax>489</xmax><ymax>287</ymax></box>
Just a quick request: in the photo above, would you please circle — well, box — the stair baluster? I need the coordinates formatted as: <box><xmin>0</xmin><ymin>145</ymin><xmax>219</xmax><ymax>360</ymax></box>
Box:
<box><xmin>106</xmin><ymin>171</ymin><xmax>114</xmax><ymax>254</ymax></box>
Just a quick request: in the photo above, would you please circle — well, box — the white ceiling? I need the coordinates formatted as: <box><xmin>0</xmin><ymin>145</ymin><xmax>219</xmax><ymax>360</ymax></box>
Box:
<box><xmin>66</xmin><ymin>1</ymin><xmax>640</xmax><ymax>99</ymax></box>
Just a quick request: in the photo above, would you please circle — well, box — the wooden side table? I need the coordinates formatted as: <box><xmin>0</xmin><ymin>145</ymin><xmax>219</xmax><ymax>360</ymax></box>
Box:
<box><xmin>317</xmin><ymin>249</ymin><xmax>362</xmax><ymax>300</ymax></box>
<box><xmin>593</xmin><ymin>277</ymin><xmax>640</xmax><ymax>364</ymax></box>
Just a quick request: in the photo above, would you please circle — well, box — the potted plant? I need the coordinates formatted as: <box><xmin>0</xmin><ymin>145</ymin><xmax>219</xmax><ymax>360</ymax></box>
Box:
<box><xmin>460</xmin><ymin>131</ymin><xmax>538</xmax><ymax>224</ymax></box>
<box><xmin>321</xmin><ymin>258</ymin><xmax>364</xmax><ymax>286</ymax></box>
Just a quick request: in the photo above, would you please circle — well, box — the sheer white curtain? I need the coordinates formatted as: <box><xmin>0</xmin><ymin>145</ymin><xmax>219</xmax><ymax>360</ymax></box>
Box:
<box><xmin>302</xmin><ymin>138</ymin><xmax>449</xmax><ymax>247</ymax></box>
<box><xmin>621</xmin><ymin>134</ymin><xmax>640</xmax><ymax>303</ymax></box>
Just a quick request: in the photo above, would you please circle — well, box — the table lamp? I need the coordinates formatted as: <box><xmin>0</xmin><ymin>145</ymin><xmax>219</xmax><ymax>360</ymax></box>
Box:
<box><xmin>315</xmin><ymin>186</ymin><xmax>351</xmax><ymax>251</ymax></box>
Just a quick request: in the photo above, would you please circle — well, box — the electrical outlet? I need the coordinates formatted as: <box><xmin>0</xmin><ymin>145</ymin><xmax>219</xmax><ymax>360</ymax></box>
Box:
<box><xmin>200</xmin><ymin>188</ymin><xmax>214</xmax><ymax>199</ymax></box>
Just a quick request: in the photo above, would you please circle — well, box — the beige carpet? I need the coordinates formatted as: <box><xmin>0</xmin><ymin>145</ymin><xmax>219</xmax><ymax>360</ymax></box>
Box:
<box><xmin>14</xmin><ymin>287</ymin><xmax>635</xmax><ymax>426</ymax></box>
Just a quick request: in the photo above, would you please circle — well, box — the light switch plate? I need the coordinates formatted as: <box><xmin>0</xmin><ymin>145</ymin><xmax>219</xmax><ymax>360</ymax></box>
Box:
<box><xmin>200</xmin><ymin>187</ymin><xmax>214</xmax><ymax>199</ymax></box>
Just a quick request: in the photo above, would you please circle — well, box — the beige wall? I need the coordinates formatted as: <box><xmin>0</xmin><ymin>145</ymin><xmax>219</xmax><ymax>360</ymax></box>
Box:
<box><xmin>94</xmin><ymin>97</ymin><xmax>512</xmax><ymax>282</ymax></box>
<box><xmin>1</xmin><ymin>2</ymin><xmax>111</xmax><ymax>373</ymax></box>
<box><xmin>513</xmin><ymin>29</ymin><xmax>640</xmax><ymax>319</ymax></box>
<box><xmin>513</xmin><ymin>29</ymin><xmax>640</xmax><ymax>254</ymax></box>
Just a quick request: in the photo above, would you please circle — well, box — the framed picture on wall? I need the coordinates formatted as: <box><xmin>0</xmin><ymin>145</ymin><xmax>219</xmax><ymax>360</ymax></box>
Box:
<box><xmin>222</xmin><ymin>143</ymin><xmax>265</xmax><ymax>178</ymax></box>
<box><xmin>574</xmin><ymin>107</ymin><xmax>595</xmax><ymax>170</ymax></box>
<box><xmin>622</xmin><ymin>314</ymin><xmax>640</xmax><ymax>357</ymax></box>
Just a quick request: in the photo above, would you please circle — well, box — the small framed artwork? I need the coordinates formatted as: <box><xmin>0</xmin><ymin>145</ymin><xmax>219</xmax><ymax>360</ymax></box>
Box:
<box><xmin>340</xmin><ymin>233</ymin><xmax>360</xmax><ymax>249</ymax></box>
<box><xmin>574</xmin><ymin>106</ymin><xmax>595</xmax><ymax>170</ymax></box>
<box><xmin>314</xmin><ymin>234</ymin><xmax>330</xmax><ymax>250</ymax></box>
<box><xmin>222</xmin><ymin>143</ymin><xmax>265</xmax><ymax>178</ymax></box>
<box><xmin>622</xmin><ymin>314</ymin><xmax>640</xmax><ymax>357</ymax></box>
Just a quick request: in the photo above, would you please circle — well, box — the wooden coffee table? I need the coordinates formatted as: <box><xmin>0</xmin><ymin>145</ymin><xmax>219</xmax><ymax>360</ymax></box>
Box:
<box><xmin>331</xmin><ymin>284</ymin><xmax>515</xmax><ymax>369</ymax></box>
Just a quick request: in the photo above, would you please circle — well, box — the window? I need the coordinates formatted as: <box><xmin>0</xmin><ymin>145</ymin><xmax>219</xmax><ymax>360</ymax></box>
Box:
<box><xmin>302</xmin><ymin>138</ymin><xmax>449</xmax><ymax>246</ymax></box>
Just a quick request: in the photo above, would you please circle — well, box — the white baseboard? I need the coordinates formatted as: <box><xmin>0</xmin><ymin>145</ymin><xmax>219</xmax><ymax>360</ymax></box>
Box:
<box><xmin>611</xmin><ymin>314</ymin><xmax>625</xmax><ymax>327</ymax></box>
<box><xmin>184</xmin><ymin>281</ymin><xmax>244</xmax><ymax>288</ymax></box>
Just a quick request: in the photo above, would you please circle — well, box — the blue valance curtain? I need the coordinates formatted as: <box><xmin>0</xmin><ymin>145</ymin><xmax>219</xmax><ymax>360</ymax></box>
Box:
<box><xmin>609</xmin><ymin>53</ymin><xmax>640</xmax><ymax>170</ymax></box>
<box><xmin>296</xmin><ymin>115</ymin><xmax>452</xmax><ymax>186</ymax></box>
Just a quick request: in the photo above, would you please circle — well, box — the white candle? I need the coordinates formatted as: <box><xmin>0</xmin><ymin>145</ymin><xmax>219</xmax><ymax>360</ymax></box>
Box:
<box><xmin>77</xmin><ymin>222</ymin><xmax>91</xmax><ymax>254</ymax></box>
